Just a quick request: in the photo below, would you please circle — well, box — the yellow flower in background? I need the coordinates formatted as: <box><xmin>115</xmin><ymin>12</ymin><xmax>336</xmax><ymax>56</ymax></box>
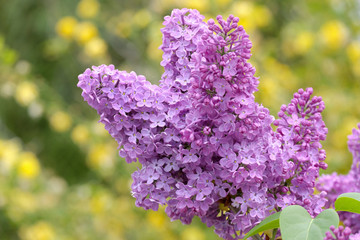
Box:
<box><xmin>49</xmin><ymin>111</ymin><xmax>72</xmax><ymax>132</ymax></box>
<box><xmin>88</xmin><ymin>143</ymin><xmax>115</xmax><ymax>170</ymax></box>
<box><xmin>232</xmin><ymin>2</ymin><xmax>272</xmax><ymax>31</ymax></box>
<box><xmin>348</xmin><ymin>46</ymin><xmax>360</xmax><ymax>74</ymax></box>
<box><xmin>19</xmin><ymin>221</ymin><xmax>55</xmax><ymax>240</ymax></box>
<box><xmin>346</xmin><ymin>41</ymin><xmax>360</xmax><ymax>63</ymax></box>
<box><xmin>257</xmin><ymin>75</ymin><xmax>285</xmax><ymax>114</ymax></box>
<box><xmin>16</xmin><ymin>152</ymin><xmax>40</xmax><ymax>179</ymax></box>
<box><xmin>77</xmin><ymin>0</ymin><xmax>99</xmax><ymax>19</ymax></box>
<box><xmin>263</xmin><ymin>58</ymin><xmax>296</xmax><ymax>91</ymax></box>
<box><xmin>320</xmin><ymin>20</ymin><xmax>348</xmax><ymax>50</ymax></box>
<box><xmin>90</xmin><ymin>193</ymin><xmax>107</xmax><ymax>215</ymax></box>
<box><xmin>147</xmin><ymin>22</ymin><xmax>163</xmax><ymax>62</ymax></box>
<box><xmin>253</xmin><ymin>5</ymin><xmax>272</xmax><ymax>28</ymax></box>
<box><xmin>293</xmin><ymin>31</ymin><xmax>314</xmax><ymax>55</ymax></box>
<box><xmin>147</xmin><ymin>39</ymin><xmax>163</xmax><ymax>62</ymax></box>
<box><xmin>84</xmin><ymin>37</ymin><xmax>108</xmax><ymax>58</ymax></box>
<box><xmin>282</xmin><ymin>30</ymin><xmax>314</xmax><ymax>58</ymax></box>
<box><xmin>182</xmin><ymin>0</ymin><xmax>209</xmax><ymax>13</ymax></box>
<box><xmin>0</xmin><ymin>139</ymin><xmax>20</xmax><ymax>172</ymax></box>
<box><xmin>258</xmin><ymin>76</ymin><xmax>277</xmax><ymax>101</ymax></box>
<box><xmin>232</xmin><ymin>2</ymin><xmax>256</xmax><ymax>31</ymax></box>
<box><xmin>133</xmin><ymin>9</ymin><xmax>152</xmax><ymax>28</ymax></box>
<box><xmin>55</xmin><ymin>16</ymin><xmax>78</xmax><ymax>40</ymax></box>
<box><xmin>181</xmin><ymin>227</ymin><xmax>205</xmax><ymax>240</ymax></box>
<box><xmin>15</xmin><ymin>81</ymin><xmax>38</xmax><ymax>107</ymax></box>
<box><xmin>71</xmin><ymin>124</ymin><xmax>90</xmax><ymax>145</ymax></box>
<box><xmin>90</xmin><ymin>191</ymin><xmax>111</xmax><ymax>214</ymax></box>
<box><xmin>331</xmin><ymin>117</ymin><xmax>359</xmax><ymax>150</ymax></box>
<box><xmin>147</xmin><ymin>209</ymin><xmax>167</xmax><ymax>229</ymax></box>
<box><xmin>74</xmin><ymin>22</ymin><xmax>98</xmax><ymax>45</ymax></box>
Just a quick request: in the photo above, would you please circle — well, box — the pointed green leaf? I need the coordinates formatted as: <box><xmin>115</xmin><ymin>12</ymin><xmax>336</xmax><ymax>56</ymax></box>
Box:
<box><xmin>335</xmin><ymin>192</ymin><xmax>360</xmax><ymax>214</ymax></box>
<box><xmin>279</xmin><ymin>205</ymin><xmax>339</xmax><ymax>240</ymax></box>
<box><xmin>243</xmin><ymin>212</ymin><xmax>280</xmax><ymax>239</ymax></box>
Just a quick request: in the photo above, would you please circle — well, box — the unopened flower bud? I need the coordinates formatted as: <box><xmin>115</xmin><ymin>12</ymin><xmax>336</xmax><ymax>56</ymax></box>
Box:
<box><xmin>203</xmin><ymin>126</ymin><xmax>211</xmax><ymax>135</ymax></box>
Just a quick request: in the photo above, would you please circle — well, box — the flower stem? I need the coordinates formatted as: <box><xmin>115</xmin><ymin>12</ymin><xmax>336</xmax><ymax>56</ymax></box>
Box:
<box><xmin>270</xmin><ymin>228</ymin><xmax>278</xmax><ymax>240</ymax></box>
<box><xmin>252</xmin><ymin>233</ymin><xmax>263</xmax><ymax>240</ymax></box>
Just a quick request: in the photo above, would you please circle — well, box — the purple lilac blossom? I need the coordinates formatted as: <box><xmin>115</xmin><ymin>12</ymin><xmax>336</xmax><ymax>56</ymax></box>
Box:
<box><xmin>352</xmin><ymin>233</ymin><xmax>360</xmax><ymax>240</ymax></box>
<box><xmin>324</xmin><ymin>225</ymin><xmax>352</xmax><ymax>240</ymax></box>
<box><xmin>324</xmin><ymin>225</ymin><xmax>360</xmax><ymax>240</ymax></box>
<box><xmin>273</xmin><ymin>88</ymin><xmax>328</xmax><ymax>216</ymax></box>
<box><xmin>317</xmin><ymin>123</ymin><xmax>360</xmax><ymax>234</ymax></box>
<box><xmin>78</xmin><ymin>9</ymin><xmax>329</xmax><ymax>240</ymax></box>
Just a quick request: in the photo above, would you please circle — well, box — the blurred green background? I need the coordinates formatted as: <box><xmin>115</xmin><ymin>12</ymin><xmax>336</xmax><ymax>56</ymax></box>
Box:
<box><xmin>0</xmin><ymin>0</ymin><xmax>359</xmax><ymax>239</ymax></box>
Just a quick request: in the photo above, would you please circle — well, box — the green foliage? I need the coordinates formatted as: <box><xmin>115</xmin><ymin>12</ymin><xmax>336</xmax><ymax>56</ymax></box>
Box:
<box><xmin>335</xmin><ymin>192</ymin><xmax>360</xmax><ymax>214</ymax></box>
<box><xmin>245</xmin><ymin>192</ymin><xmax>360</xmax><ymax>239</ymax></box>
<box><xmin>243</xmin><ymin>212</ymin><xmax>280</xmax><ymax>240</ymax></box>
<box><xmin>279</xmin><ymin>206</ymin><xmax>339</xmax><ymax>240</ymax></box>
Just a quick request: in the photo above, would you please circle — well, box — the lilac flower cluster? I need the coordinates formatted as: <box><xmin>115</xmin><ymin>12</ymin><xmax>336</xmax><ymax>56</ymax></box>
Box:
<box><xmin>78</xmin><ymin>9</ymin><xmax>329</xmax><ymax>239</ymax></box>
<box><xmin>317</xmin><ymin>123</ymin><xmax>360</xmax><ymax>235</ymax></box>
<box><xmin>273</xmin><ymin>87</ymin><xmax>328</xmax><ymax>215</ymax></box>
<box><xmin>160</xmin><ymin>8</ymin><xmax>207</xmax><ymax>92</ymax></box>
<box><xmin>324</xmin><ymin>225</ymin><xmax>360</xmax><ymax>240</ymax></box>
<box><xmin>324</xmin><ymin>225</ymin><xmax>352</xmax><ymax>240</ymax></box>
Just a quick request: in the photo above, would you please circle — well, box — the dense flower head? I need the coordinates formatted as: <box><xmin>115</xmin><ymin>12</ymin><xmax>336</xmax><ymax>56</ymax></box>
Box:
<box><xmin>352</xmin><ymin>233</ymin><xmax>360</xmax><ymax>240</ymax></box>
<box><xmin>78</xmin><ymin>8</ymin><xmax>329</xmax><ymax>240</ymax></box>
<box><xmin>317</xmin><ymin>123</ymin><xmax>360</xmax><ymax>234</ymax></box>
<box><xmin>324</xmin><ymin>225</ymin><xmax>360</xmax><ymax>240</ymax></box>
<box><xmin>348</xmin><ymin>123</ymin><xmax>360</xmax><ymax>187</ymax></box>
<box><xmin>160</xmin><ymin>8</ymin><xmax>207</xmax><ymax>92</ymax></box>
<box><xmin>324</xmin><ymin>225</ymin><xmax>352</xmax><ymax>240</ymax></box>
<box><xmin>273</xmin><ymin>87</ymin><xmax>329</xmax><ymax>215</ymax></box>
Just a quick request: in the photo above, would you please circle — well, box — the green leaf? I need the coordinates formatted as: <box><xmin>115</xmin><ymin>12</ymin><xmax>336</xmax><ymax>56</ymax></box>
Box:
<box><xmin>279</xmin><ymin>205</ymin><xmax>339</xmax><ymax>240</ymax></box>
<box><xmin>335</xmin><ymin>192</ymin><xmax>360</xmax><ymax>214</ymax></box>
<box><xmin>243</xmin><ymin>212</ymin><xmax>280</xmax><ymax>239</ymax></box>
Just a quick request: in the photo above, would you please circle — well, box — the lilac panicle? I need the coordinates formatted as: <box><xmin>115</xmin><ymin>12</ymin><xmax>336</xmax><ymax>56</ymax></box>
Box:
<box><xmin>78</xmin><ymin>8</ymin><xmax>330</xmax><ymax>240</ymax></box>
<box><xmin>324</xmin><ymin>225</ymin><xmax>352</xmax><ymax>240</ymax></box>
<box><xmin>273</xmin><ymin>88</ymin><xmax>328</xmax><ymax>216</ymax></box>
<box><xmin>317</xmin><ymin>123</ymin><xmax>360</xmax><ymax>234</ymax></box>
<box><xmin>160</xmin><ymin>8</ymin><xmax>207</xmax><ymax>92</ymax></box>
<box><xmin>348</xmin><ymin>123</ymin><xmax>360</xmax><ymax>187</ymax></box>
<box><xmin>324</xmin><ymin>225</ymin><xmax>360</xmax><ymax>240</ymax></box>
<box><xmin>351</xmin><ymin>232</ymin><xmax>360</xmax><ymax>240</ymax></box>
